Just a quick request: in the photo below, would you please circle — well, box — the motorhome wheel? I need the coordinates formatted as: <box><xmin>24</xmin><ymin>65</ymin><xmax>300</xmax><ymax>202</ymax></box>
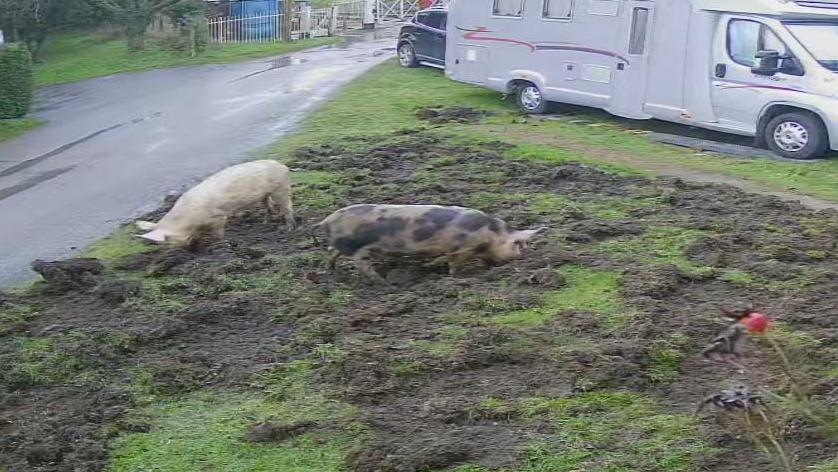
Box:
<box><xmin>398</xmin><ymin>43</ymin><xmax>418</xmax><ymax>68</ymax></box>
<box><xmin>764</xmin><ymin>112</ymin><xmax>828</xmax><ymax>160</ymax></box>
<box><xmin>516</xmin><ymin>83</ymin><xmax>549</xmax><ymax>114</ymax></box>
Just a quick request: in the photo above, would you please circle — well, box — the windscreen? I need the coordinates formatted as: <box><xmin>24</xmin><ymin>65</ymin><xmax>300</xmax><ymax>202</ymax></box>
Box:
<box><xmin>785</xmin><ymin>22</ymin><xmax>838</xmax><ymax>71</ymax></box>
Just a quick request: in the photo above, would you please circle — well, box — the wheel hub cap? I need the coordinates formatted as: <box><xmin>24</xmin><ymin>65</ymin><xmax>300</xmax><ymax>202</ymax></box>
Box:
<box><xmin>521</xmin><ymin>86</ymin><xmax>542</xmax><ymax>110</ymax></box>
<box><xmin>399</xmin><ymin>46</ymin><xmax>412</xmax><ymax>65</ymax></box>
<box><xmin>773</xmin><ymin>121</ymin><xmax>809</xmax><ymax>152</ymax></box>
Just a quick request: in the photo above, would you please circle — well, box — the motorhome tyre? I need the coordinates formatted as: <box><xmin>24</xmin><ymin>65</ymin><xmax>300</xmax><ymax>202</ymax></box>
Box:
<box><xmin>398</xmin><ymin>42</ymin><xmax>419</xmax><ymax>68</ymax></box>
<box><xmin>516</xmin><ymin>82</ymin><xmax>550</xmax><ymax>114</ymax></box>
<box><xmin>764</xmin><ymin>112</ymin><xmax>828</xmax><ymax>160</ymax></box>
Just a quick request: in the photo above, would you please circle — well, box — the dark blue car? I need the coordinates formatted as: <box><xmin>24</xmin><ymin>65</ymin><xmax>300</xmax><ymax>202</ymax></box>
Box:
<box><xmin>397</xmin><ymin>8</ymin><xmax>447</xmax><ymax>69</ymax></box>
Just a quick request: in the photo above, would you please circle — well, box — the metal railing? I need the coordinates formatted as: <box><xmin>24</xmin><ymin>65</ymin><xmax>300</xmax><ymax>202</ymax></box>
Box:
<box><xmin>207</xmin><ymin>6</ymin><xmax>343</xmax><ymax>43</ymax></box>
<box><xmin>208</xmin><ymin>12</ymin><xmax>284</xmax><ymax>43</ymax></box>
<box><xmin>206</xmin><ymin>0</ymin><xmax>444</xmax><ymax>43</ymax></box>
<box><xmin>375</xmin><ymin>0</ymin><xmax>420</xmax><ymax>21</ymax></box>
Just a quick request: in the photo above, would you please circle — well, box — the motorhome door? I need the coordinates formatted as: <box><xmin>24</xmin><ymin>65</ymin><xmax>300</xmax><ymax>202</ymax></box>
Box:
<box><xmin>608</xmin><ymin>1</ymin><xmax>654</xmax><ymax>119</ymax></box>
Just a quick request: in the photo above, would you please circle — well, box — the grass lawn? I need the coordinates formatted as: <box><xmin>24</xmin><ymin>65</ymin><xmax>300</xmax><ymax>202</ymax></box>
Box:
<box><xmin>271</xmin><ymin>62</ymin><xmax>838</xmax><ymax>203</ymax></box>
<box><xmin>34</xmin><ymin>33</ymin><xmax>338</xmax><ymax>86</ymax></box>
<box><xmin>0</xmin><ymin>118</ymin><xmax>42</xmax><ymax>144</ymax></box>
<box><xmin>4</xmin><ymin>60</ymin><xmax>837</xmax><ymax>472</ymax></box>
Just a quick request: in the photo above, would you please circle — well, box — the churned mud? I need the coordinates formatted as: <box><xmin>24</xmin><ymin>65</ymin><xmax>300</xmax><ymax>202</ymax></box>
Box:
<box><xmin>417</xmin><ymin>106</ymin><xmax>492</xmax><ymax>125</ymax></box>
<box><xmin>1</xmin><ymin>131</ymin><xmax>837</xmax><ymax>471</ymax></box>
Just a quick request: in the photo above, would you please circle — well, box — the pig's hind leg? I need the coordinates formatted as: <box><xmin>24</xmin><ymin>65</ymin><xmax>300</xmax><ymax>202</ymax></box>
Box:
<box><xmin>271</xmin><ymin>188</ymin><xmax>296</xmax><ymax>229</ymax></box>
<box><xmin>352</xmin><ymin>250</ymin><xmax>388</xmax><ymax>284</ymax></box>
<box><xmin>263</xmin><ymin>194</ymin><xmax>278</xmax><ymax>223</ymax></box>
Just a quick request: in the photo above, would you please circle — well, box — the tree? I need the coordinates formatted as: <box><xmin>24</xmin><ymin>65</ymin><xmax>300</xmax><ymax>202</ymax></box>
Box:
<box><xmin>0</xmin><ymin>0</ymin><xmax>99</xmax><ymax>60</ymax></box>
<box><xmin>85</xmin><ymin>0</ymin><xmax>186</xmax><ymax>51</ymax></box>
<box><xmin>165</xmin><ymin>0</ymin><xmax>208</xmax><ymax>57</ymax></box>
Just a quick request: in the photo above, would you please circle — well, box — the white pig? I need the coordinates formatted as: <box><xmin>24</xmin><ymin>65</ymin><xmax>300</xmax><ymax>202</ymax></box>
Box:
<box><xmin>136</xmin><ymin>160</ymin><xmax>294</xmax><ymax>247</ymax></box>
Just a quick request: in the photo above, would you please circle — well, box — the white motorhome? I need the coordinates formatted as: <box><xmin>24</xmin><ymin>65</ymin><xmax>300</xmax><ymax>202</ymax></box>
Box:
<box><xmin>446</xmin><ymin>0</ymin><xmax>838</xmax><ymax>159</ymax></box>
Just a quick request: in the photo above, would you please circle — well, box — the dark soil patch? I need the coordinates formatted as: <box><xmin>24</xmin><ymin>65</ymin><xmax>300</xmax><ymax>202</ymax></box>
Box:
<box><xmin>416</xmin><ymin>106</ymin><xmax>491</xmax><ymax>124</ymax></box>
<box><xmin>2</xmin><ymin>131</ymin><xmax>837</xmax><ymax>471</ymax></box>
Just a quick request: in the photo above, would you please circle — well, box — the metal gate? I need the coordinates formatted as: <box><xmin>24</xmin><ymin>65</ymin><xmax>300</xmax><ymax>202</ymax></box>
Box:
<box><xmin>375</xmin><ymin>0</ymin><xmax>420</xmax><ymax>21</ymax></box>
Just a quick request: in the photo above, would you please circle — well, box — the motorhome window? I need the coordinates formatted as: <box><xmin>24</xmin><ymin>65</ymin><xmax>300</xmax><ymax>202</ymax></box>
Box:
<box><xmin>493</xmin><ymin>0</ymin><xmax>525</xmax><ymax>17</ymax></box>
<box><xmin>588</xmin><ymin>0</ymin><xmax>619</xmax><ymax>16</ymax></box>
<box><xmin>785</xmin><ymin>22</ymin><xmax>838</xmax><ymax>71</ymax></box>
<box><xmin>543</xmin><ymin>0</ymin><xmax>573</xmax><ymax>20</ymax></box>
<box><xmin>728</xmin><ymin>20</ymin><xmax>788</xmax><ymax>68</ymax></box>
<box><xmin>628</xmin><ymin>8</ymin><xmax>649</xmax><ymax>54</ymax></box>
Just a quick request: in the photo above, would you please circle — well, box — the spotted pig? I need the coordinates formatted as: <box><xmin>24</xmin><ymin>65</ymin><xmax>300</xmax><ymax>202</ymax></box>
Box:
<box><xmin>315</xmin><ymin>204</ymin><xmax>544</xmax><ymax>283</ymax></box>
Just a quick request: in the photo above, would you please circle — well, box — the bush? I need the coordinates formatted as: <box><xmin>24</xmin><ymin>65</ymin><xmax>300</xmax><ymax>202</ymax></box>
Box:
<box><xmin>0</xmin><ymin>44</ymin><xmax>34</xmax><ymax>119</ymax></box>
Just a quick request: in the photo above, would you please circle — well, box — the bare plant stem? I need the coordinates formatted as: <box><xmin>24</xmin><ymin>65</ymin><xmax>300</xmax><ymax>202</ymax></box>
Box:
<box><xmin>743</xmin><ymin>411</ymin><xmax>794</xmax><ymax>472</ymax></box>
<box><xmin>765</xmin><ymin>334</ymin><xmax>799</xmax><ymax>390</ymax></box>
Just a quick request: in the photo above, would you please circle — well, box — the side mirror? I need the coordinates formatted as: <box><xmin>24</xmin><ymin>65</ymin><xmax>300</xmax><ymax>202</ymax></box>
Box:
<box><xmin>752</xmin><ymin>49</ymin><xmax>782</xmax><ymax>76</ymax></box>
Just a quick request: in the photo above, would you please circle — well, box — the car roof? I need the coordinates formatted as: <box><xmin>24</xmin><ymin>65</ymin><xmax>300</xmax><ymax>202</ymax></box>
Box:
<box><xmin>418</xmin><ymin>6</ymin><xmax>447</xmax><ymax>13</ymax></box>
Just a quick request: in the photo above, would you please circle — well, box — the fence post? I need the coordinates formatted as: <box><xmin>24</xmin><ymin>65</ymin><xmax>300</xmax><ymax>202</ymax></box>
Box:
<box><xmin>363</xmin><ymin>0</ymin><xmax>376</xmax><ymax>29</ymax></box>
<box><xmin>282</xmin><ymin>0</ymin><xmax>293</xmax><ymax>40</ymax></box>
<box><xmin>328</xmin><ymin>7</ymin><xmax>338</xmax><ymax>36</ymax></box>
<box><xmin>301</xmin><ymin>6</ymin><xmax>312</xmax><ymax>39</ymax></box>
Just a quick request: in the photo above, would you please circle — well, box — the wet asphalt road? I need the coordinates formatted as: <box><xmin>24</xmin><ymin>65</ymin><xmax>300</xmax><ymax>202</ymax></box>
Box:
<box><xmin>0</xmin><ymin>28</ymin><xmax>397</xmax><ymax>287</ymax></box>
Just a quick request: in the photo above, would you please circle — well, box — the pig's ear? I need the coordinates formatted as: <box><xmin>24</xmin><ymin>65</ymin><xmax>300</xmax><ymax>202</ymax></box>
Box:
<box><xmin>138</xmin><ymin>230</ymin><xmax>167</xmax><ymax>243</ymax></box>
<box><xmin>136</xmin><ymin>220</ymin><xmax>157</xmax><ymax>231</ymax></box>
<box><xmin>515</xmin><ymin>227</ymin><xmax>547</xmax><ymax>241</ymax></box>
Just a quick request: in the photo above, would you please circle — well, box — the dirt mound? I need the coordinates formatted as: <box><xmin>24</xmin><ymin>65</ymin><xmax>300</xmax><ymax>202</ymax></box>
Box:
<box><xmin>30</xmin><ymin>258</ymin><xmax>104</xmax><ymax>294</ymax></box>
<box><xmin>2</xmin><ymin>131</ymin><xmax>837</xmax><ymax>471</ymax></box>
<box><xmin>416</xmin><ymin>106</ymin><xmax>490</xmax><ymax>124</ymax></box>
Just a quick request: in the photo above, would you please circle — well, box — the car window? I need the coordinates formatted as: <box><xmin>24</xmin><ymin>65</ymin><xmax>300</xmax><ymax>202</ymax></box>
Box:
<box><xmin>423</xmin><ymin>12</ymin><xmax>445</xmax><ymax>30</ymax></box>
<box><xmin>728</xmin><ymin>19</ymin><xmax>788</xmax><ymax>67</ymax></box>
<box><xmin>493</xmin><ymin>0</ymin><xmax>524</xmax><ymax>17</ymax></box>
<box><xmin>415</xmin><ymin>12</ymin><xmax>430</xmax><ymax>26</ymax></box>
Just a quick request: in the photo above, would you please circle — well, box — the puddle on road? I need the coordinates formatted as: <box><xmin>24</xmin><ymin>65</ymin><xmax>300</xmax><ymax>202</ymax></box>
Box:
<box><xmin>230</xmin><ymin>56</ymin><xmax>309</xmax><ymax>82</ymax></box>
<box><xmin>269</xmin><ymin>56</ymin><xmax>308</xmax><ymax>69</ymax></box>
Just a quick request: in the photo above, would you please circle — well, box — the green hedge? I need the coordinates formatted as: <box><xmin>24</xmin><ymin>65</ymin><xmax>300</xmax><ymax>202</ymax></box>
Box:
<box><xmin>0</xmin><ymin>43</ymin><xmax>34</xmax><ymax>119</ymax></box>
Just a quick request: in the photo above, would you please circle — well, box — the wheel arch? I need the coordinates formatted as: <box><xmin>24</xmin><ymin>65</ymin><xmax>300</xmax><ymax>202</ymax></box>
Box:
<box><xmin>756</xmin><ymin>103</ymin><xmax>830</xmax><ymax>148</ymax></box>
<box><xmin>505</xmin><ymin>71</ymin><xmax>548</xmax><ymax>94</ymax></box>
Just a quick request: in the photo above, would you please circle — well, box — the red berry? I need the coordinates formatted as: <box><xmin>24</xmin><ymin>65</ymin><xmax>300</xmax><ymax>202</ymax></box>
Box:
<box><xmin>742</xmin><ymin>313</ymin><xmax>770</xmax><ymax>333</ymax></box>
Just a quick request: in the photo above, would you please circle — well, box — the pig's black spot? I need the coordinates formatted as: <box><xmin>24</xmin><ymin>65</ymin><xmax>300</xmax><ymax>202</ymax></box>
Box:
<box><xmin>334</xmin><ymin>235</ymin><xmax>377</xmax><ymax>256</ymax></box>
<box><xmin>424</xmin><ymin>208</ymin><xmax>458</xmax><ymax>227</ymax></box>
<box><xmin>412</xmin><ymin>208</ymin><xmax>460</xmax><ymax>242</ymax></box>
<box><xmin>347</xmin><ymin>204</ymin><xmax>375</xmax><ymax>214</ymax></box>
<box><xmin>375</xmin><ymin>217</ymin><xmax>408</xmax><ymax>236</ymax></box>
<box><xmin>458</xmin><ymin>212</ymin><xmax>501</xmax><ymax>233</ymax></box>
<box><xmin>474</xmin><ymin>243</ymin><xmax>491</xmax><ymax>254</ymax></box>
<box><xmin>413</xmin><ymin>226</ymin><xmax>439</xmax><ymax>242</ymax></box>
<box><xmin>335</xmin><ymin>217</ymin><xmax>408</xmax><ymax>255</ymax></box>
